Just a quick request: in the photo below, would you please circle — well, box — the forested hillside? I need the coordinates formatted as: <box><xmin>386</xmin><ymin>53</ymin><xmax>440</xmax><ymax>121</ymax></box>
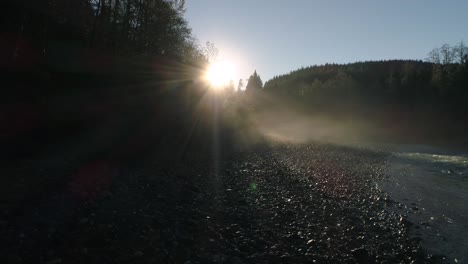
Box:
<box><xmin>0</xmin><ymin>0</ymin><xmax>204</xmax><ymax>69</ymax></box>
<box><xmin>0</xmin><ymin>0</ymin><xmax>214</xmax><ymax>160</ymax></box>
<box><xmin>264</xmin><ymin>44</ymin><xmax>468</xmax><ymax>120</ymax></box>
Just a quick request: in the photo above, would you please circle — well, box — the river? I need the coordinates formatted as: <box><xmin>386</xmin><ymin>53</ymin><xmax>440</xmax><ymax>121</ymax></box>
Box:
<box><xmin>379</xmin><ymin>144</ymin><xmax>468</xmax><ymax>263</ymax></box>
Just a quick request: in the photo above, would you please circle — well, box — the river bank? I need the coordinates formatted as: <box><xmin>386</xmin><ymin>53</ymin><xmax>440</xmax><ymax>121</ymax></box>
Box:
<box><xmin>1</xmin><ymin>141</ymin><xmax>438</xmax><ymax>263</ymax></box>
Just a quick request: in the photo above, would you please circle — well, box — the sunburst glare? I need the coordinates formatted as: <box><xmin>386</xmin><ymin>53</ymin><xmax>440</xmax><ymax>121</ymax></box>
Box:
<box><xmin>205</xmin><ymin>61</ymin><xmax>236</xmax><ymax>88</ymax></box>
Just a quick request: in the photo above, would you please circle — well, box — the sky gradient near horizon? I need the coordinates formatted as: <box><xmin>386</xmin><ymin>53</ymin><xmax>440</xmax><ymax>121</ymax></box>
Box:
<box><xmin>185</xmin><ymin>0</ymin><xmax>468</xmax><ymax>83</ymax></box>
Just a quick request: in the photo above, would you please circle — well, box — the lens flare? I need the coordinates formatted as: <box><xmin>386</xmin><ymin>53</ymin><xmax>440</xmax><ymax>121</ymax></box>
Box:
<box><xmin>205</xmin><ymin>61</ymin><xmax>236</xmax><ymax>88</ymax></box>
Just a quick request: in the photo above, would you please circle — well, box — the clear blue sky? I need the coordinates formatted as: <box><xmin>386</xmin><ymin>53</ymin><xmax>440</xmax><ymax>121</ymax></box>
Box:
<box><xmin>185</xmin><ymin>0</ymin><xmax>468</xmax><ymax>82</ymax></box>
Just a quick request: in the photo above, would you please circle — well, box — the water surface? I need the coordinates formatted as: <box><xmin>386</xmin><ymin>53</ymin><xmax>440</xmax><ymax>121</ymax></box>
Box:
<box><xmin>381</xmin><ymin>145</ymin><xmax>468</xmax><ymax>263</ymax></box>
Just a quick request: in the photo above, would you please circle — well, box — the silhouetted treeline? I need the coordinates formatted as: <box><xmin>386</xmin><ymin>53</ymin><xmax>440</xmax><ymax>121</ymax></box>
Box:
<box><xmin>245</xmin><ymin>70</ymin><xmax>263</xmax><ymax>93</ymax></box>
<box><xmin>264</xmin><ymin>44</ymin><xmax>468</xmax><ymax>119</ymax></box>
<box><xmin>1</xmin><ymin>0</ymin><xmax>205</xmax><ymax>73</ymax></box>
<box><xmin>0</xmin><ymin>0</ymin><xmax>213</xmax><ymax>160</ymax></box>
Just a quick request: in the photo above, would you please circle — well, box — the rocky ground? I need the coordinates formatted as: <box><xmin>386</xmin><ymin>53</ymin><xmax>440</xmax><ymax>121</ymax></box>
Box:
<box><xmin>0</xmin><ymin>140</ymin><xmax>438</xmax><ymax>263</ymax></box>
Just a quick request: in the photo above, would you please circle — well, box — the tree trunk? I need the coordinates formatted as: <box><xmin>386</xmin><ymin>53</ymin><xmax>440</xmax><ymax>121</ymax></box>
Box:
<box><xmin>89</xmin><ymin>0</ymin><xmax>102</xmax><ymax>48</ymax></box>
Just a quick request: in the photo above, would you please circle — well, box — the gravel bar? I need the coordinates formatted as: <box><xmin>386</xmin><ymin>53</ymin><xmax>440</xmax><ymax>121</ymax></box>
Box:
<box><xmin>0</xmin><ymin>142</ymin><xmax>436</xmax><ymax>263</ymax></box>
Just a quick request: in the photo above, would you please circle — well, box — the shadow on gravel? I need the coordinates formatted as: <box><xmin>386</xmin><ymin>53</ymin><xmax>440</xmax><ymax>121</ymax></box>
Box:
<box><xmin>0</xmin><ymin>114</ymin><xmax>438</xmax><ymax>264</ymax></box>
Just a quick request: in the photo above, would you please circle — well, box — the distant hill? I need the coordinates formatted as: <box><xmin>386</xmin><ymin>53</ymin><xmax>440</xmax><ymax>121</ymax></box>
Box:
<box><xmin>263</xmin><ymin>60</ymin><xmax>468</xmax><ymax>118</ymax></box>
<box><xmin>258</xmin><ymin>59</ymin><xmax>468</xmax><ymax>145</ymax></box>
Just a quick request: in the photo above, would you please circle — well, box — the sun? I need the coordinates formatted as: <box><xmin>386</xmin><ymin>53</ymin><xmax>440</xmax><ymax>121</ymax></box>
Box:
<box><xmin>205</xmin><ymin>61</ymin><xmax>236</xmax><ymax>88</ymax></box>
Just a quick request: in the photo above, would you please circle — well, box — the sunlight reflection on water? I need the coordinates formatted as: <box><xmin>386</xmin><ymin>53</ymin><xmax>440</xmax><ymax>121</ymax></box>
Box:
<box><xmin>395</xmin><ymin>152</ymin><xmax>468</xmax><ymax>176</ymax></box>
<box><xmin>396</xmin><ymin>152</ymin><xmax>468</xmax><ymax>166</ymax></box>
